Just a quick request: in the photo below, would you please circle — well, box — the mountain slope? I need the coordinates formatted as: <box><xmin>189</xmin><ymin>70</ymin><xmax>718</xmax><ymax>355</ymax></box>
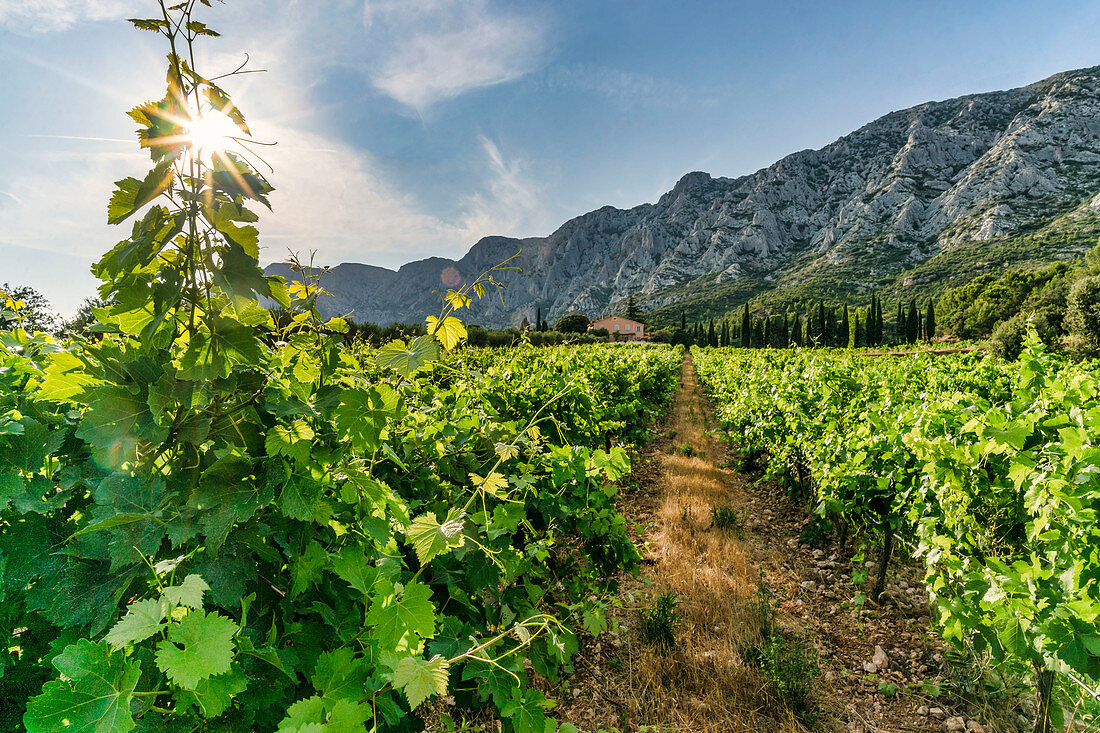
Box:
<box><xmin>265</xmin><ymin>66</ymin><xmax>1100</xmax><ymax>328</ymax></box>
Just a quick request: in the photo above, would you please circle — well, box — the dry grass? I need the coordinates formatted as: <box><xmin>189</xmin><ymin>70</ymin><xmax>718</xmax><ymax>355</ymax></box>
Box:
<box><xmin>604</xmin><ymin>354</ymin><xmax>810</xmax><ymax>732</ymax></box>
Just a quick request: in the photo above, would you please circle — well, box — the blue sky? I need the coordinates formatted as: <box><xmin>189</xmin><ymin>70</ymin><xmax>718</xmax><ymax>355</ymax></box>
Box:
<box><xmin>3</xmin><ymin>0</ymin><xmax>1100</xmax><ymax>316</ymax></box>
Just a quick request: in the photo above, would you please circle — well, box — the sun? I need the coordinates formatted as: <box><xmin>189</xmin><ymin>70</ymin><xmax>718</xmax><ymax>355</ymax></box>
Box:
<box><xmin>185</xmin><ymin>109</ymin><xmax>241</xmax><ymax>165</ymax></box>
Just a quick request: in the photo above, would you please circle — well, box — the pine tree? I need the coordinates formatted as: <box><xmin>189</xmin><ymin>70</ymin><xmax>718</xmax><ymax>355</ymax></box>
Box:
<box><xmin>925</xmin><ymin>299</ymin><xmax>936</xmax><ymax>341</ymax></box>
<box><xmin>741</xmin><ymin>303</ymin><xmax>751</xmax><ymax>348</ymax></box>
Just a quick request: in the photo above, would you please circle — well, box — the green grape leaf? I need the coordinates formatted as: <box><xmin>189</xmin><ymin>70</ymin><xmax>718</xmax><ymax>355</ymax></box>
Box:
<box><xmin>405</xmin><ymin>510</ymin><xmax>465</xmax><ymax>565</ymax></box>
<box><xmin>375</xmin><ymin>336</ymin><xmax>438</xmax><ymax>377</ymax></box>
<box><xmin>392</xmin><ymin>655</ymin><xmax>449</xmax><ymax>709</ymax></box>
<box><xmin>106</xmin><ymin>158</ymin><xmax>174</xmax><ymax>225</ymax></box>
<box><xmin>37</xmin><ymin>351</ymin><xmax>99</xmax><ymax>402</ymax></box>
<box><xmin>175</xmin><ymin>667</ymin><xmax>247</xmax><ymax>718</ymax></box>
<box><xmin>335</xmin><ymin>385</ymin><xmax>399</xmax><ymax>453</ymax></box>
<box><xmin>265</xmin><ymin>420</ymin><xmax>315</xmax><ymax>466</ymax></box>
<box><xmin>162</xmin><ymin>574</ymin><xmax>210</xmax><ymax>610</ymax></box>
<box><xmin>426</xmin><ymin>315</ymin><xmax>467</xmax><ymax>351</ymax></box>
<box><xmin>105</xmin><ymin>597</ymin><xmax>171</xmax><ymax>647</ymax></box>
<box><xmin>24</xmin><ymin>639</ymin><xmax>141</xmax><ymax>733</ymax></box>
<box><xmin>331</xmin><ymin>544</ymin><xmax>378</xmax><ymax>596</ymax></box>
<box><xmin>366</xmin><ymin>581</ymin><xmax>435</xmax><ymax>654</ymax></box>
<box><xmin>155</xmin><ymin>610</ymin><xmax>237</xmax><ymax>690</ymax></box>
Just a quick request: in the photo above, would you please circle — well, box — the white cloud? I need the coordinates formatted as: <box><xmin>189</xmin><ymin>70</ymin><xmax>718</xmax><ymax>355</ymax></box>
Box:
<box><xmin>0</xmin><ymin>0</ymin><xmax>137</xmax><ymax>33</ymax></box>
<box><xmin>362</xmin><ymin>0</ymin><xmax>549</xmax><ymax>110</ymax></box>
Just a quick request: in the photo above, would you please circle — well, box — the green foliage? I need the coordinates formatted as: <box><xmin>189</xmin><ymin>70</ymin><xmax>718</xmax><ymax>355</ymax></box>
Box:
<box><xmin>638</xmin><ymin>592</ymin><xmax>682</xmax><ymax>649</ymax></box>
<box><xmin>1065</xmin><ymin>274</ymin><xmax>1100</xmax><ymax>357</ymax></box>
<box><xmin>710</xmin><ymin>504</ymin><xmax>743</xmax><ymax>537</ymax></box>
<box><xmin>0</xmin><ymin>6</ymin><xmax>685</xmax><ymax>733</ymax></box>
<box><xmin>798</xmin><ymin>515</ymin><xmax>833</xmax><ymax>549</ymax></box>
<box><xmin>554</xmin><ymin>313</ymin><xmax>591</xmax><ymax>333</ymax></box>
<box><xmin>0</xmin><ymin>284</ymin><xmax>59</xmax><ymax>334</ymax></box>
<box><xmin>744</xmin><ymin>631</ymin><xmax>819</xmax><ymax>724</ymax></box>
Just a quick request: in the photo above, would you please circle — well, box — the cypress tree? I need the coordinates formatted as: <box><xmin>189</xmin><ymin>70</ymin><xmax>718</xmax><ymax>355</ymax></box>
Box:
<box><xmin>906</xmin><ymin>299</ymin><xmax>919</xmax><ymax>343</ymax></box>
<box><xmin>853</xmin><ymin>312</ymin><xmax>862</xmax><ymax>348</ymax></box>
<box><xmin>925</xmin><ymin>299</ymin><xmax>936</xmax><ymax>340</ymax></box>
<box><xmin>753</xmin><ymin>317</ymin><xmax>765</xmax><ymax>347</ymax></box>
<box><xmin>824</xmin><ymin>306</ymin><xmax>835</xmax><ymax>347</ymax></box>
<box><xmin>790</xmin><ymin>313</ymin><xmax>802</xmax><ymax>347</ymax></box>
<box><xmin>763</xmin><ymin>316</ymin><xmax>772</xmax><ymax>347</ymax></box>
<box><xmin>738</xmin><ymin>303</ymin><xmax>748</xmax><ymax>347</ymax></box>
<box><xmin>721</xmin><ymin>320</ymin><xmax>729</xmax><ymax>347</ymax></box>
<box><xmin>626</xmin><ymin>294</ymin><xmax>640</xmax><ymax>321</ymax></box>
<box><xmin>896</xmin><ymin>301</ymin><xmax>905</xmax><ymax>343</ymax></box>
<box><xmin>708</xmin><ymin>319</ymin><xmax>716</xmax><ymax>347</ymax></box>
<box><xmin>840</xmin><ymin>305</ymin><xmax>850</xmax><ymax>348</ymax></box>
<box><xmin>816</xmin><ymin>301</ymin><xmax>826</xmax><ymax>345</ymax></box>
<box><xmin>536</xmin><ymin>307</ymin><xmax>542</xmax><ymax>332</ymax></box>
<box><xmin>681</xmin><ymin>311</ymin><xmax>687</xmax><ymax>332</ymax></box>
<box><xmin>781</xmin><ymin>313</ymin><xmax>789</xmax><ymax>347</ymax></box>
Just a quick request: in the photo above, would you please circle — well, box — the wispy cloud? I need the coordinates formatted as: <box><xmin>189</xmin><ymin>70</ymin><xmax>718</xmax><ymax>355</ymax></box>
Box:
<box><xmin>457</xmin><ymin>134</ymin><xmax>543</xmax><ymax>240</ymax></box>
<box><xmin>362</xmin><ymin>0</ymin><xmax>550</xmax><ymax>110</ymax></box>
<box><xmin>0</xmin><ymin>0</ymin><xmax>135</xmax><ymax>33</ymax></box>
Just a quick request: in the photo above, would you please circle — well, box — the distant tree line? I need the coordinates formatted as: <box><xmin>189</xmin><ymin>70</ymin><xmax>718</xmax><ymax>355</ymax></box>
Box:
<box><xmin>678</xmin><ymin>290</ymin><xmax>937</xmax><ymax>350</ymax></box>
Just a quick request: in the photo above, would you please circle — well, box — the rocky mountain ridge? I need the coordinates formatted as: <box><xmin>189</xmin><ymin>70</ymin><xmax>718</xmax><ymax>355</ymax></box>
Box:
<box><xmin>265</xmin><ymin>65</ymin><xmax>1100</xmax><ymax>327</ymax></box>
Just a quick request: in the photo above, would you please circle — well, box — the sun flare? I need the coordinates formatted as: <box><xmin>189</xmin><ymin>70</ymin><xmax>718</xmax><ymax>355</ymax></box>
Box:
<box><xmin>184</xmin><ymin>109</ymin><xmax>241</xmax><ymax>165</ymax></box>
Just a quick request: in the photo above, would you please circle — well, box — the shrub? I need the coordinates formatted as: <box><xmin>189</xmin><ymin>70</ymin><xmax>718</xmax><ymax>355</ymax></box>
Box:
<box><xmin>989</xmin><ymin>311</ymin><xmax>1058</xmax><ymax>361</ymax></box>
<box><xmin>799</xmin><ymin>514</ymin><xmax>833</xmax><ymax>548</ymax></box>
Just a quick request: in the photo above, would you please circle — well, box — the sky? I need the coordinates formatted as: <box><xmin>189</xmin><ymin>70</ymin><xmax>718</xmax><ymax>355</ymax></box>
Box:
<box><xmin>2</xmin><ymin>1</ymin><xmax>1100</xmax><ymax>317</ymax></box>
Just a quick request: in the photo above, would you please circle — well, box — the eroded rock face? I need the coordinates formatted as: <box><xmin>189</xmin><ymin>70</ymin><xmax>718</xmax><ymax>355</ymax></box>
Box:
<box><xmin>266</xmin><ymin>66</ymin><xmax>1100</xmax><ymax>327</ymax></box>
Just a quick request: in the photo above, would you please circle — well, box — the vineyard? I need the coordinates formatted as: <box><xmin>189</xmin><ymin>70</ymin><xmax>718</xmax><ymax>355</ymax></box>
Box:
<box><xmin>694</xmin><ymin>342</ymin><xmax>1100</xmax><ymax>731</ymax></box>
<box><xmin>6</xmin><ymin>3</ymin><xmax>1100</xmax><ymax>732</ymax></box>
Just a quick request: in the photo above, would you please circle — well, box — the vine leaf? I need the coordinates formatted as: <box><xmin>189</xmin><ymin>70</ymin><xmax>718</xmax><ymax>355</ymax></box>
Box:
<box><xmin>155</xmin><ymin>611</ymin><xmax>237</xmax><ymax>690</ymax></box>
<box><xmin>24</xmin><ymin>639</ymin><xmax>141</xmax><ymax>733</ymax></box>
<box><xmin>375</xmin><ymin>336</ymin><xmax>438</xmax><ymax>377</ymax></box>
<box><xmin>365</xmin><ymin>581</ymin><xmax>435</xmax><ymax>654</ymax></box>
<box><xmin>393</xmin><ymin>655</ymin><xmax>449</xmax><ymax>709</ymax></box>
<box><xmin>106</xmin><ymin>158</ymin><xmax>174</xmax><ymax>225</ymax></box>
<box><xmin>162</xmin><ymin>574</ymin><xmax>210</xmax><ymax>610</ymax></box>
<box><xmin>405</xmin><ymin>510</ymin><xmax>465</xmax><ymax>565</ymax></box>
<box><xmin>425</xmin><ymin>315</ymin><xmax>466</xmax><ymax>351</ymax></box>
<box><xmin>105</xmin><ymin>597</ymin><xmax>171</xmax><ymax>648</ymax></box>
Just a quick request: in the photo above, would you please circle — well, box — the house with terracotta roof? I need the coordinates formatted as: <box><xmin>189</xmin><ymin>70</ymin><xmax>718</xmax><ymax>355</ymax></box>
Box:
<box><xmin>589</xmin><ymin>316</ymin><xmax>645</xmax><ymax>342</ymax></box>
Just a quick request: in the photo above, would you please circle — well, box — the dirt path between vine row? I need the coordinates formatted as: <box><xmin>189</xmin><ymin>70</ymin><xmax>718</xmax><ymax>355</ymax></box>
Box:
<box><xmin>556</xmin><ymin>352</ymin><xmax>994</xmax><ymax>733</ymax></box>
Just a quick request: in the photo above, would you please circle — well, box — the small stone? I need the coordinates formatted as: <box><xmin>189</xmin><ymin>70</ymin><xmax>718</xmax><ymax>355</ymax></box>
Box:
<box><xmin>872</xmin><ymin>645</ymin><xmax>889</xmax><ymax>670</ymax></box>
<box><xmin>801</xmin><ymin>580</ymin><xmax>817</xmax><ymax>591</ymax></box>
<box><xmin>863</xmin><ymin>661</ymin><xmax>879</xmax><ymax>674</ymax></box>
<box><xmin>946</xmin><ymin>716</ymin><xmax>965</xmax><ymax>731</ymax></box>
<box><xmin>966</xmin><ymin>723</ymin><xmax>985</xmax><ymax>733</ymax></box>
<box><xmin>917</xmin><ymin>706</ymin><xmax>930</xmax><ymax>716</ymax></box>
<box><xmin>930</xmin><ymin>707</ymin><xmax>946</xmax><ymax>720</ymax></box>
